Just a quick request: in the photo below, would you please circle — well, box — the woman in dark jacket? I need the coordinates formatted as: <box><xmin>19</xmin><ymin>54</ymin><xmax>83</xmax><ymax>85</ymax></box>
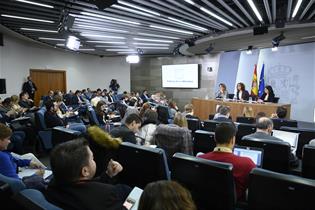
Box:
<box><xmin>259</xmin><ymin>85</ymin><xmax>275</xmax><ymax>102</ymax></box>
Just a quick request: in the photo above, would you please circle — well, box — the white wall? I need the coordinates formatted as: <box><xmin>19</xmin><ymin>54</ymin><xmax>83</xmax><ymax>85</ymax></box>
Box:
<box><xmin>0</xmin><ymin>34</ymin><xmax>130</xmax><ymax>98</ymax></box>
<box><xmin>256</xmin><ymin>43</ymin><xmax>315</xmax><ymax>122</ymax></box>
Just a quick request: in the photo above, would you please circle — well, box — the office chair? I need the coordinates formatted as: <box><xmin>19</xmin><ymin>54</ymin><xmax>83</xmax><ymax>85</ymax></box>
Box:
<box><xmin>248</xmin><ymin>168</ymin><xmax>315</xmax><ymax>210</ymax></box>
<box><xmin>202</xmin><ymin>120</ymin><xmax>220</xmax><ymax>132</ymax></box>
<box><xmin>302</xmin><ymin>144</ymin><xmax>315</xmax><ymax>179</ymax></box>
<box><xmin>272</xmin><ymin>118</ymin><xmax>298</xmax><ymax>130</ymax></box>
<box><xmin>241</xmin><ymin>136</ymin><xmax>291</xmax><ymax>173</ymax></box>
<box><xmin>235</xmin><ymin>123</ymin><xmax>256</xmax><ymax>145</ymax></box>
<box><xmin>187</xmin><ymin>118</ymin><xmax>201</xmax><ymax>136</ymax></box>
<box><xmin>193</xmin><ymin>130</ymin><xmax>216</xmax><ymax>156</ymax></box>
<box><xmin>116</xmin><ymin>142</ymin><xmax>170</xmax><ymax>188</ymax></box>
<box><xmin>236</xmin><ymin>116</ymin><xmax>255</xmax><ymax>124</ymax></box>
<box><xmin>172</xmin><ymin>153</ymin><xmax>235</xmax><ymax>210</ymax></box>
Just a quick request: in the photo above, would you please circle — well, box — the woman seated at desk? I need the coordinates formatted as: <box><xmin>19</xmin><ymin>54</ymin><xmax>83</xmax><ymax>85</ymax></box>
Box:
<box><xmin>259</xmin><ymin>85</ymin><xmax>275</xmax><ymax>103</ymax></box>
<box><xmin>216</xmin><ymin>83</ymin><xmax>229</xmax><ymax>99</ymax></box>
<box><xmin>236</xmin><ymin>82</ymin><xmax>249</xmax><ymax>101</ymax></box>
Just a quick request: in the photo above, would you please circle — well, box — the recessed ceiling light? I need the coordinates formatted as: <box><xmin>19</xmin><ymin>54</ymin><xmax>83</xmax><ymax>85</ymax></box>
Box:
<box><xmin>56</xmin><ymin>43</ymin><xmax>83</xmax><ymax>47</ymax></box>
<box><xmin>247</xmin><ymin>0</ymin><xmax>263</xmax><ymax>22</ymax></box>
<box><xmin>133</xmin><ymin>43</ymin><xmax>170</xmax><ymax>46</ymax></box>
<box><xmin>86</xmin><ymin>41</ymin><xmax>126</xmax><ymax>44</ymax></box>
<box><xmin>118</xmin><ymin>0</ymin><xmax>160</xmax><ymax>16</ymax></box>
<box><xmin>167</xmin><ymin>17</ymin><xmax>208</xmax><ymax>31</ymax></box>
<box><xmin>81</xmin><ymin>34</ymin><xmax>126</xmax><ymax>39</ymax></box>
<box><xmin>106</xmin><ymin>49</ymin><xmax>136</xmax><ymax>51</ymax></box>
<box><xmin>199</xmin><ymin>8</ymin><xmax>233</xmax><ymax>26</ymax></box>
<box><xmin>292</xmin><ymin>0</ymin><xmax>303</xmax><ymax>18</ymax></box>
<box><xmin>81</xmin><ymin>12</ymin><xmax>140</xmax><ymax>25</ymax></box>
<box><xmin>74</xmin><ymin>24</ymin><xmax>129</xmax><ymax>33</ymax></box>
<box><xmin>112</xmin><ymin>5</ymin><xmax>155</xmax><ymax>17</ymax></box>
<box><xmin>184</xmin><ymin>0</ymin><xmax>195</xmax><ymax>5</ymax></box>
<box><xmin>117</xmin><ymin>51</ymin><xmax>137</xmax><ymax>54</ymax></box>
<box><xmin>136</xmin><ymin>47</ymin><xmax>169</xmax><ymax>49</ymax></box>
<box><xmin>20</xmin><ymin>28</ymin><xmax>58</xmax><ymax>33</ymax></box>
<box><xmin>137</xmin><ymin>33</ymin><xmax>180</xmax><ymax>40</ymax></box>
<box><xmin>95</xmin><ymin>45</ymin><xmax>128</xmax><ymax>48</ymax></box>
<box><xmin>301</xmin><ymin>35</ymin><xmax>315</xmax><ymax>39</ymax></box>
<box><xmin>39</xmin><ymin>38</ymin><xmax>65</xmax><ymax>41</ymax></box>
<box><xmin>133</xmin><ymin>38</ymin><xmax>173</xmax><ymax>43</ymax></box>
<box><xmin>1</xmin><ymin>14</ymin><xmax>54</xmax><ymax>23</ymax></box>
<box><xmin>78</xmin><ymin>49</ymin><xmax>95</xmax><ymax>51</ymax></box>
<box><xmin>16</xmin><ymin>0</ymin><xmax>54</xmax><ymax>8</ymax></box>
<box><xmin>150</xmin><ymin>25</ymin><xmax>193</xmax><ymax>35</ymax></box>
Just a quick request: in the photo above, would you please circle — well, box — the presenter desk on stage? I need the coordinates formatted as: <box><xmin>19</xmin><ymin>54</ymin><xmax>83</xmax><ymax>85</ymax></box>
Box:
<box><xmin>192</xmin><ymin>98</ymin><xmax>291</xmax><ymax>121</ymax></box>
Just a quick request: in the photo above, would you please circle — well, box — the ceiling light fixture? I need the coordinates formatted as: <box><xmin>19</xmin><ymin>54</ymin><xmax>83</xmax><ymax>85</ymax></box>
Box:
<box><xmin>112</xmin><ymin>5</ymin><xmax>155</xmax><ymax>17</ymax></box>
<box><xmin>86</xmin><ymin>41</ymin><xmax>126</xmax><ymax>44</ymax></box>
<box><xmin>20</xmin><ymin>28</ymin><xmax>58</xmax><ymax>33</ymax></box>
<box><xmin>78</xmin><ymin>49</ymin><xmax>95</xmax><ymax>51</ymax></box>
<box><xmin>95</xmin><ymin>45</ymin><xmax>128</xmax><ymax>48</ymax></box>
<box><xmin>81</xmin><ymin>34</ymin><xmax>126</xmax><ymax>39</ymax></box>
<box><xmin>301</xmin><ymin>35</ymin><xmax>315</xmax><ymax>39</ymax></box>
<box><xmin>126</xmin><ymin>55</ymin><xmax>140</xmax><ymax>63</ymax></box>
<box><xmin>247</xmin><ymin>0</ymin><xmax>263</xmax><ymax>22</ymax></box>
<box><xmin>133</xmin><ymin>38</ymin><xmax>173</xmax><ymax>43</ymax></box>
<box><xmin>137</xmin><ymin>33</ymin><xmax>180</xmax><ymax>40</ymax></box>
<box><xmin>1</xmin><ymin>14</ymin><xmax>54</xmax><ymax>23</ymax></box>
<box><xmin>39</xmin><ymin>38</ymin><xmax>65</xmax><ymax>41</ymax></box>
<box><xmin>74</xmin><ymin>24</ymin><xmax>129</xmax><ymax>33</ymax></box>
<box><xmin>184</xmin><ymin>0</ymin><xmax>195</xmax><ymax>5</ymax></box>
<box><xmin>271</xmin><ymin>44</ymin><xmax>278</xmax><ymax>51</ymax></box>
<box><xmin>167</xmin><ymin>17</ymin><xmax>208</xmax><ymax>31</ymax></box>
<box><xmin>16</xmin><ymin>0</ymin><xmax>54</xmax><ymax>8</ymax></box>
<box><xmin>136</xmin><ymin>47</ymin><xmax>169</xmax><ymax>49</ymax></box>
<box><xmin>199</xmin><ymin>7</ymin><xmax>233</xmax><ymax>26</ymax></box>
<box><xmin>292</xmin><ymin>0</ymin><xmax>303</xmax><ymax>18</ymax></box>
<box><xmin>81</xmin><ymin>12</ymin><xmax>140</xmax><ymax>25</ymax></box>
<box><xmin>246</xmin><ymin>46</ymin><xmax>253</xmax><ymax>54</ymax></box>
<box><xmin>117</xmin><ymin>51</ymin><xmax>137</xmax><ymax>54</ymax></box>
<box><xmin>118</xmin><ymin>0</ymin><xmax>160</xmax><ymax>16</ymax></box>
<box><xmin>133</xmin><ymin>43</ymin><xmax>170</xmax><ymax>46</ymax></box>
<box><xmin>106</xmin><ymin>49</ymin><xmax>136</xmax><ymax>51</ymax></box>
<box><xmin>66</xmin><ymin>36</ymin><xmax>81</xmax><ymax>51</ymax></box>
<box><xmin>149</xmin><ymin>25</ymin><xmax>193</xmax><ymax>34</ymax></box>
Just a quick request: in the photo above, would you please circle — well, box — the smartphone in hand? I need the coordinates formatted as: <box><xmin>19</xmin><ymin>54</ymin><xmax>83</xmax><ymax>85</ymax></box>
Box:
<box><xmin>123</xmin><ymin>198</ymin><xmax>135</xmax><ymax>210</ymax></box>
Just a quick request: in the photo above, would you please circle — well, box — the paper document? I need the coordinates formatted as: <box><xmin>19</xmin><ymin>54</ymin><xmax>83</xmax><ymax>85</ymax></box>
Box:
<box><xmin>18</xmin><ymin>168</ymin><xmax>52</xmax><ymax>180</ymax></box>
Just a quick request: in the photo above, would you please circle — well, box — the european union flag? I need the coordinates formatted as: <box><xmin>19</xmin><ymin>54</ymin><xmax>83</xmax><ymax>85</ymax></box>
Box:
<box><xmin>258</xmin><ymin>64</ymin><xmax>265</xmax><ymax>97</ymax></box>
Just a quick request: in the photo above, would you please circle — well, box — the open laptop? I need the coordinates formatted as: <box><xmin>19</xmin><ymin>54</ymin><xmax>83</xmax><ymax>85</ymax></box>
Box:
<box><xmin>272</xmin><ymin>129</ymin><xmax>299</xmax><ymax>155</ymax></box>
<box><xmin>233</xmin><ymin>146</ymin><xmax>264</xmax><ymax>168</ymax></box>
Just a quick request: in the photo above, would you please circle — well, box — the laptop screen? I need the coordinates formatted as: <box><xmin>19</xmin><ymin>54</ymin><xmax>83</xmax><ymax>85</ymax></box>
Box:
<box><xmin>272</xmin><ymin>130</ymin><xmax>299</xmax><ymax>149</ymax></box>
<box><xmin>233</xmin><ymin>146</ymin><xmax>263</xmax><ymax>167</ymax></box>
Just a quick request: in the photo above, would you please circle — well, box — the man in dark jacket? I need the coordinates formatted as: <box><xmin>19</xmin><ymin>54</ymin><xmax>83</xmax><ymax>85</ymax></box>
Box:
<box><xmin>22</xmin><ymin>76</ymin><xmax>37</xmax><ymax>100</ymax></box>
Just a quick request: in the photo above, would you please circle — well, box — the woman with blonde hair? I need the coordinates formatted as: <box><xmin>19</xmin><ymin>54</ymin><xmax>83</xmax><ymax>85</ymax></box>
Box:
<box><xmin>242</xmin><ymin>106</ymin><xmax>254</xmax><ymax>118</ymax></box>
<box><xmin>10</xmin><ymin>95</ymin><xmax>27</xmax><ymax>115</ymax></box>
<box><xmin>173</xmin><ymin>112</ymin><xmax>188</xmax><ymax>128</ymax></box>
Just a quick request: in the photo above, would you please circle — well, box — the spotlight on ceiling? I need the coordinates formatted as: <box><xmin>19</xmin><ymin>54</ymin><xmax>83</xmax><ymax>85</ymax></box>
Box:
<box><xmin>137</xmin><ymin>48</ymin><xmax>144</xmax><ymax>55</ymax></box>
<box><xmin>205</xmin><ymin>43</ymin><xmax>214</xmax><ymax>54</ymax></box>
<box><xmin>126</xmin><ymin>55</ymin><xmax>140</xmax><ymax>64</ymax></box>
<box><xmin>66</xmin><ymin>36</ymin><xmax>80</xmax><ymax>51</ymax></box>
<box><xmin>272</xmin><ymin>32</ymin><xmax>285</xmax><ymax>45</ymax></box>
<box><xmin>89</xmin><ymin>0</ymin><xmax>117</xmax><ymax>10</ymax></box>
<box><xmin>246</xmin><ymin>46</ymin><xmax>253</xmax><ymax>54</ymax></box>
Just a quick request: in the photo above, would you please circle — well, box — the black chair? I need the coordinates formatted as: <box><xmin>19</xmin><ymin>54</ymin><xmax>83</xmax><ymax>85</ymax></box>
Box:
<box><xmin>51</xmin><ymin>127</ymin><xmax>81</xmax><ymax>147</ymax></box>
<box><xmin>241</xmin><ymin>136</ymin><xmax>291</xmax><ymax>173</ymax></box>
<box><xmin>187</xmin><ymin>118</ymin><xmax>200</xmax><ymax>136</ymax></box>
<box><xmin>236</xmin><ymin>116</ymin><xmax>255</xmax><ymax>124</ymax></box>
<box><xmin>202</xmin><ymin>120</ymin><xmax>220</xmax><ymax>132</ymax></box>
<box><xmin>228</xmin><ymin>94</ymin><xmax>235</xmax><ymax>99</ymax></box>
<box><xmin>302</xmin><ymin>144</ymin><xmax>315</xmax><ymax>179</ymax></box>
<box><xmin>280</xmin><ymin>126</ymin><xmax>315</xmax><ymax>159</ymax></box>
<box><xmin>193</xmin><ymin>130</ymin><xmax>216</xmax><ymax>156</ymax></box>
<box><xmin>248</xmin><ymin>168</ymin><xmax>315</xmax><ymax>210</ymax></box>
<box><xmin>235</xmin><ymin>123</ymin><xmax>256</xmax><ymax>145</ymax></box>
<box><xmin>156</xmin><ymin>105</ymin><xmax>169</xmax><ymax>124</ymax></box>
<box><xmin>209</xmin><ymin>114</ymin><xmax>214</xmax><ymax>120</ymax></box>
<box><xmin>116</xmin><ymin>142</ymin><xmax>170</xmax><ymax>188</ymax></box>
<box><xmin>272</xmin><ymin>118</ymin><xmax>298</xmax><ymax>130</ymax></box>
<box><xmin>273</xmin><ymin>97</ymin><xmax>280</xmax><ymax>103</ymax></box>
<box><xmin>172</xmin><ymin>153</ymin><xmax>235</xmax><ymax>210</ymax></box>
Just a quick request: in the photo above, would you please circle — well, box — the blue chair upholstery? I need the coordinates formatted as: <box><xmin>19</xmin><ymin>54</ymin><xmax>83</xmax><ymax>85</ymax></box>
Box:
<box><xmin>35</xmin><ymin>107</ymin><xmax>53</xmax><ymax>151</ymax></box>
<box><xmin>0</xmin><ymin>173</ymin><xmax>26</xmax><ymax>194</ymax></box>
<box><xmin>14</xmin><ymin>189</ymin><xmax>62</xmax><ymax>210</ymax></box>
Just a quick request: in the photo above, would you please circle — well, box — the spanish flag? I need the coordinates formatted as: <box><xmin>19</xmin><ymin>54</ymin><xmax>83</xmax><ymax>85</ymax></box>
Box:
<box><xmin>251</xmin><ymin>64</ymin><xmax>258</xmax><ymax>96</ymax></box>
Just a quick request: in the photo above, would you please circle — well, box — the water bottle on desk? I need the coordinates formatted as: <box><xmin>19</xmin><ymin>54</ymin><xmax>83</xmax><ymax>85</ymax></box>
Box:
<box><xmin>249</xmin><ymin>97</ymin><xmax>252</xmax><ymax>103</ymax></box>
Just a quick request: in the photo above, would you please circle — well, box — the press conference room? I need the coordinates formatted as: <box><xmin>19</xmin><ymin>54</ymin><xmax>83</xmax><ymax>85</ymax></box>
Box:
<box><xmin>0</xmin><ymin>0</ymin><xmax>315</xmax><ymax>210</ymax></box>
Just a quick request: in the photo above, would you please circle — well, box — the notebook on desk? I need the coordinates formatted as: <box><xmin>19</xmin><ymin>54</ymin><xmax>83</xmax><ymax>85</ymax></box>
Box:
<box><xmin>272</xmin><ymin>129</ymin><xmax>299</xmax><ymax>155</ymax></box>
<box><xmin>233</xmin><ymin>146</ymin><xmax>264</xmax><ymax>168</ymax></box>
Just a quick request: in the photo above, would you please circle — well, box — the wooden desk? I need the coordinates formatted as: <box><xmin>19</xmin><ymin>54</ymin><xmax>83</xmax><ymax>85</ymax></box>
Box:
<box><xmin>192</xmin><ymin>98</ymin><xmax>291</xmax><ymax>121</ymax></box>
